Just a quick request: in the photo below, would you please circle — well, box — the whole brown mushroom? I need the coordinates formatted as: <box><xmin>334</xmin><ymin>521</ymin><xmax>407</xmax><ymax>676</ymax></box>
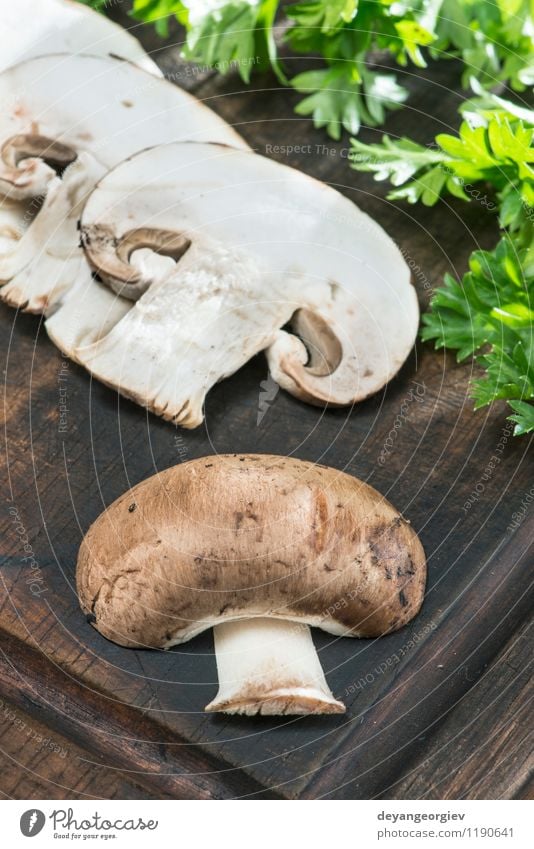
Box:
<box><xmin>77</xmin><ymin>455</ymin><xmax>426</xmax><ymax>716</ymax></box>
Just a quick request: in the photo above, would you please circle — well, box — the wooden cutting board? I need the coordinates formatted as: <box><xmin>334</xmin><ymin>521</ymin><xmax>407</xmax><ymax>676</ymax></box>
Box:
<box><xmin>0</xmin><ymin>19</ymin><xmax>532</xmax><ymax>800</ymax></box>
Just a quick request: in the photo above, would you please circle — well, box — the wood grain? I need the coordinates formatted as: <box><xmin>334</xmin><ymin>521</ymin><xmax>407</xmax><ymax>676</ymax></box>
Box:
<box><xmin>383</xmin><ymin>616</ymin><xmax>533</xmax><ymax>800</ymax></box>
<box><xmin>0</xmin><ymin>10</ymin><xmax>532</xmax><ymax>799</ymax></box>
<box><xmin>0</xmin><ymin>631</ymin><xmax>276</xmax><ymax>799</ymax></box>
<box><xmin>0</xmin><ymin>691</ymin><xmax>156</xmax><ymax>800</ymax></box>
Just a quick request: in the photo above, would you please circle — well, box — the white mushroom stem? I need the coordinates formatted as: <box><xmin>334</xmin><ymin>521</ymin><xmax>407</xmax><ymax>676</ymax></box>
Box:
<box><xmin>205</xmin><ymin>618</ymin><xmax>345</xmax><ymax>716</ymax></box>
<box><xmin>70</xmin><ymin>238</ymin><xmax>293</xmax><ymax>427</ymax></box>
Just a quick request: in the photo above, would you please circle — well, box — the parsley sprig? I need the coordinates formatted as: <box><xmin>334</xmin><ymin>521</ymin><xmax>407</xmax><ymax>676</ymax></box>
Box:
<box><xmin>350</xmin><ymin>105</ymin><xmax>534</xmax><ymax>240</ymax></box>
<box><xmin>123</xmin><ymin>1</ymin><xmax>534</xmax><ymax>139</ymax></box>
<box><xmin>421</xmin><ymin>239</ymin><xmax>534</xmax><ymax>434</ymax></box>
<box><xmin>351</xmin><ymin>97</ymin><xmax>534</xmax><ymax>434</ymax></box>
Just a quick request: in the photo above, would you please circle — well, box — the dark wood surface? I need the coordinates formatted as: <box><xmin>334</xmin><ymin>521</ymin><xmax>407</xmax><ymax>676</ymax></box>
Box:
<box><xmin>0</xmin><ymin>11</ymin><xmax>532</xmax><ymax>800</ymax></box>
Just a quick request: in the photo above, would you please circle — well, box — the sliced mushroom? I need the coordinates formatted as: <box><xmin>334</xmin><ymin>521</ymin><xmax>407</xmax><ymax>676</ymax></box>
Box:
<box><xmin>0</xmin><ymin>54</ymin><xmax>247</xmax><ymax>313</ymax></box>
<box><xmin>0</xmin><ymin>134</ymin><xmax>77</xmax><ymax>201</ymax></box>
<box><xmin>0</xmin><ymin>196</ymin><xmax>36</xmax><ymax>258</ymax></box>
<box><xmin>0</xmin><ymin>0</ymin><xmax>160</xmax><ymax>256</ymax></box>
<box><xmin>0</xmin><ymin>0</ymin><xmax>161</xmax><ymax>75</ymax></box>
<box><xmin>66</xmin><ymin>141</ymin><xmax>418</xmax><ymax>425</ymax></box>
<box><xmin>77</xmin><ymin>455</ymin><xmax>426</xmax><ymax>716</ymax></box>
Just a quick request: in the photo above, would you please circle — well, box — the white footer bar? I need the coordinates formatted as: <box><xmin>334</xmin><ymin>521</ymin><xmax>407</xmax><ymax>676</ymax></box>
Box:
<box><xmin>3</xmin><ymin>799</ymin><xmax>531</xmax><ymax>848</ymax></box>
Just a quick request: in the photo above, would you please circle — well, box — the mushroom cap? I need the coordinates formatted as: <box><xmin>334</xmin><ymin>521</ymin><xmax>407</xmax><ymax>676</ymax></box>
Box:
<box><xmin>77</xmin><ymin>455</ymin><xmax>426</xmax><ymax>649</ymax></box>
<box><xmin>0</xmin><ymin>0</ymin><xmax>160</xmax><ymax>75</ymax></box>
<box><xmin>0</xmin><ymin>54</ymin><xmax>246</xmax><ymax>312</ymax></box>
<box><xmin>74</xmin><ymin>141</ymin><xmax>419</xmax><ymax>417</ymax></box>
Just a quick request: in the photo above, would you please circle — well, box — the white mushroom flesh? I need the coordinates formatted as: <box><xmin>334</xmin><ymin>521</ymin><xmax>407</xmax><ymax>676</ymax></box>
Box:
<box><xmin>206</xmin><ymin>618</ymin><xmax>345</xmax><ymax>715</ymax></box>
<box><xmin>0</xmin><ymin>53</ymin><xmax>247</xmax><ymax>314</ymax></box>
<box><xmin>0</xmin><ymin>0</ymin><xmax>161</xmax><ymax>75</ymax></box>
<box><xmin>66</xmin><ymin>236</ymin><xmax>293</xmax><ymax>426</ymax></box>
<box><xmin>71</xmin><ymin>141</ymin><xmax>418</xmax><ymax>423</ymax></box>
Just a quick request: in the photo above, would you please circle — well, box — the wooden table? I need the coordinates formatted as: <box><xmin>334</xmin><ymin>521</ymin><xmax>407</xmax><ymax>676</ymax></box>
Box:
<box><xmin>0</xmin><ymin>12</ymin><xmax>532</xmax><ymax>800</ymax></box>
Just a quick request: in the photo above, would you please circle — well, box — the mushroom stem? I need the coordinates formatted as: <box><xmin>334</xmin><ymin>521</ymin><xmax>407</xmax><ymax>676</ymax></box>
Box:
<box><xmin>206</xmin><ymin>618</ymin><xmax>345</xmax><ymax>716</ymax></box>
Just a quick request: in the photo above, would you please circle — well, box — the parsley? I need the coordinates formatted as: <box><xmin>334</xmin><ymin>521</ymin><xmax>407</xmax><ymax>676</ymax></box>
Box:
<box><xmin>121</xmin><ymin>1</ymin><xmax>534</xmax><ymax>138</ymax></box>
<box><xmin>350</xmin><ymin>108</ymin><xmax>534</xmax><ymax>244</ymax></box>
<box><xmin>80</xmin><ymin>0</ymin><xmax>109</xmax><ymax>9</ymax></box>
<box><xmin>421</xmin><ymin>238</ymin><xmax>534</xmax><ymax>434</ymax></box>
<box><xmin>126</xmin><ymin>0</ymin><xmax>189</xmax><ymax>38</ymax></box>
<box><xmin>351</xmin><ymin>98</ymin><xmax>534</xmax><ymax>434</ymax></box>
<box><xmin>431</xmin><ymin>0</ymin><xmax>534</xmax><ymax>92</ymax></box>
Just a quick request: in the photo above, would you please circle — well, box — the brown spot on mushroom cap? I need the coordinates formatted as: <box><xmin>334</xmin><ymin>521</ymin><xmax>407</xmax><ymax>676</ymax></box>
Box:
<box><xmin>77</xmin><ymin>455</ymin><xmax>426</xmax><ymax>648</ymax></box>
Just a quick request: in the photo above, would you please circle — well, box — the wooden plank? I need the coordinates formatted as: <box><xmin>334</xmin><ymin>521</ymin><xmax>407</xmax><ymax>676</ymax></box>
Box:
<box><xmin>2</xmin><ymin>310</ymin><xmax>531</xmax><ymax>798</ymax></box>
<box><xmin>382</xmin><ymin>617</ymin><xmax>533</xmax><ymax>800</ymax></box>
<box><xmin>0</xmin><ymin>631</ymin><xmax>277</xmax><ymax>799</ymax></box>
<box><xmin>0</xmin><ymin>692</ymin><xmax>155</xmax><ymax>800</ymax></box>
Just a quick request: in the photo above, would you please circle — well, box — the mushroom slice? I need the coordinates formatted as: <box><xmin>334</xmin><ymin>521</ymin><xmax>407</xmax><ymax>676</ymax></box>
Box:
<box><xmin>0</xmin><ymin>154</ymin><xmax>104</xmax><ymax>312</ymax></box>
<box><xmin>0</xmin><ymin>54</ymin><xmax>247</xmax><ymax>313</ymax></box>
<box><xmin>77</xmin><ymin>455</ymin><xmax>426</xmax><ymax>716</ymax></box>
<box><xmin>62</xmin><ymin>234</ymin><xmax>293</xmax><ymax>425</ymax></box>
<box><xmin>0</xmin><ymin>0</ymin><xmax>161</xmax><ymax>75</ymax></box>
<box><xmin>0</xmin><ymin>0</ymin><xmax>161</xmax><ymax>259</ymax></box>
<box><xmin>70</xmin><ymin>141</ymin><xmax>418</xmax><ymax>422</ymax></box>
<box><xmin>0</xmin><ymin>134</ymin><xmax>77</xmax><ymax>201</ymax></box>
<box><xmin>0</xmin><ymin>196</ymin><xmax>35</xmax><ymax>256</ymax></box>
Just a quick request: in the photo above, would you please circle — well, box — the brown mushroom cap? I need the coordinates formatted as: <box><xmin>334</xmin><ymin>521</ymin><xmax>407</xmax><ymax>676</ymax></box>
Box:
<box><xmin>77</xmin><ymin>455</ymin><xmax>426</xmax><ymax>649</ymax></box>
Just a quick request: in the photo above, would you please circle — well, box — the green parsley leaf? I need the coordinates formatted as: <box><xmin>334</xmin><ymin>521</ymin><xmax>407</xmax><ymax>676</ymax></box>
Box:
<box><xmin>507</xmin><ymin>399</ymin><xmax>534</xmax><ymax>435</ymax></box>
<box><xmin>292</xmin><ymin>63</ymin><xmax>407</xmax><ymax>139</ymax></box>
<box><xmin>131</xmin><ymin>0</ymin><xmax>188</xmax><ymax>37</ymax></box>
<box><xmin>421</xmin><ymin>238</ymin><xmax>534</xmax><ymax>433</ymax></box>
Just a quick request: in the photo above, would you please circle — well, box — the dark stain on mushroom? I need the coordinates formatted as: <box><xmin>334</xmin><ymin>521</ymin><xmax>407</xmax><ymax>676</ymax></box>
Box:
<box><xmin>399</xmin><ymin>590</ymin><xmax>409</xmax><ymax>607</ymax></box>
<box><xmin>397</xmin><ymin>558</ymin><xmax>416</xmax><ymax>577</ymax></box>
